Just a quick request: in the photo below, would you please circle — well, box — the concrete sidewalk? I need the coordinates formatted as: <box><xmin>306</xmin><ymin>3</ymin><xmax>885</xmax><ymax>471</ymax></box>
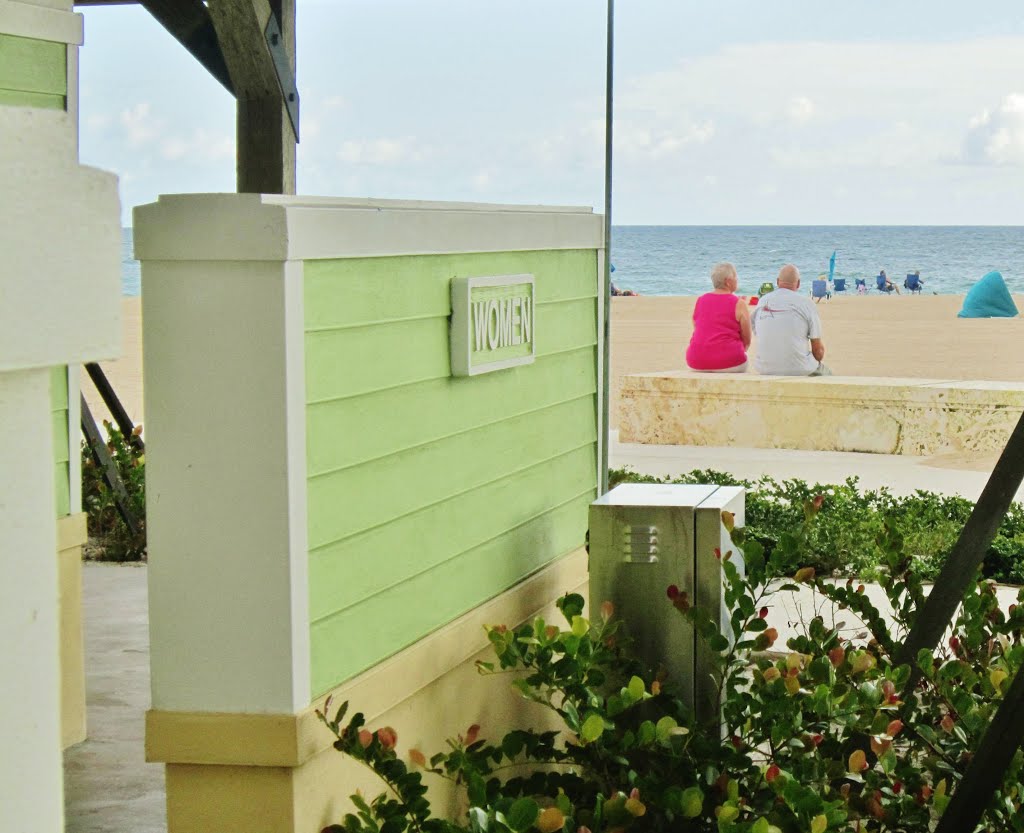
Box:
<box><xmin>64</xmin><ymin>563</ymin><xmax>165</xmax><ymax>833</ymax></box>
<box><xmin>609</xmin><ymin>431</ymin><xmax>1024</xmax><ymax>502</ymax></box>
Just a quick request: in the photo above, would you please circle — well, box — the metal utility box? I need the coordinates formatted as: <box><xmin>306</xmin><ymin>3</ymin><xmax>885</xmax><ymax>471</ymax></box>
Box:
<box><xmin>589</xmin><ymin>483</ymin><xmax>745</xmax><ymax>723</ymax></box>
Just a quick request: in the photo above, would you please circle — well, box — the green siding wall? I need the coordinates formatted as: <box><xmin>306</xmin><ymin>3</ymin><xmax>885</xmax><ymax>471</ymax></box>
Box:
<box><xmin>0</xmin><ymin>34</ymin><xmax>66</xmax><ymax>110</ymax></box>
<box><xmin>306</xmin><ymin>250</ymin><xmax>598</xmax><ymax>694</ymax></box>
<box><xmin>50</xmin><ymin>366</ymin><xmax>70</xmax><ymax>517</ymax></box>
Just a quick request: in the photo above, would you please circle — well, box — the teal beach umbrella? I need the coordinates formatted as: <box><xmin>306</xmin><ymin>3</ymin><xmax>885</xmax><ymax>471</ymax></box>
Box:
<box><xmin>958</xmin><ymin>271</ymin><xmax>1019</xmax><ymax>318</ymax></box>
<box><xmin>828</xmin><ymin>251</ymin><xmax>836</xmax><ymax>282</ymax></box>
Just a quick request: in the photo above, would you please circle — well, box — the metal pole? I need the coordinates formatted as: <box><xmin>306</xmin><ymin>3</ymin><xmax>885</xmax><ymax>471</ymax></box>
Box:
<box><xmin>599</xmin><ymin>0</ymin><xmax>614</xmax><ymax>494</ymax></box>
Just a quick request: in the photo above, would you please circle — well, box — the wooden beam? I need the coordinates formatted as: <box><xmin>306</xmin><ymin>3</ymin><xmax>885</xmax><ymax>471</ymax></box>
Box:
<box><xmin>75</xmin><ymin>0</ymin><xmax>233</xmax><ymax>94</ymax></box>
<box><xmin>208</xmin><ymin>0</ymin><xmax>297</xmax><ymax>194</ymax></box>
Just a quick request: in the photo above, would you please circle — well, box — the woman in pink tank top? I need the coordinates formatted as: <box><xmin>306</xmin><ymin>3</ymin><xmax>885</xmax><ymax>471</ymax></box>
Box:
<box><xmin>685</xmin><ymin>262</ymin><xmax>752</xmax><ymax>372</ymax></box>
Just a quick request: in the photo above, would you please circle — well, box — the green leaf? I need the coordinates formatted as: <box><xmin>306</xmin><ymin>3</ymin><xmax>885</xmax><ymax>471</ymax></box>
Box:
<box><xmin>501</xmin><ymin>732</ymin><xmax>524</xmax><ymax>759</ymax></box>
<box><xmin>679</xmin><ymin>786</ymin><xmax>703</xmax><ymax>818</ymax></box>
<box><xmin>506</xmin><ymin>798</ymin><xmax>539</xmax><ymax>832</ymax></box>
<box><xmin>561</xmin><ymin>700</ymin><xmax>580</xmax><ymax>732</ymax></box>
<box><xmin>467</xmin><ymin>771</ymin><xmax>487</xmax><ymax>807</ymax></box>
<box><xmin>571</xmin><ymin>616</ymin><xmax>590</xmax><ymax>638</ymax></box>
<box><xmin>627</xmin><ymin>675</ymin><xmax>645</xmax><ymax>701</ymax></box>
<box><xmin>469</xmin><ymin>807</ymin><xmax>489</xmax><ymax>832</ymax></box>
<box><xmin>580</xmin><ymin>713</ymin><xmax>605</xmax><ymax>743</ymax></box>
<box><xmin>637</xmin><ymin>720</ymin><xmax>656</xmax><ymax>745</ymax></box>
<box><xmin>655</xmin><ymin>715</ymin><xmax>678</xmax><ymax>742</ymax></box>
<box><xmin>558</xmin><ymin>593</ymin><xmax>585</xmax><ymax>620</ymax></box>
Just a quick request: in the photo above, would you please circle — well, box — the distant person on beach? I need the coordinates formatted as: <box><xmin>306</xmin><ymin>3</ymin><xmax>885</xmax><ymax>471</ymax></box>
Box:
<box><xmin>877</xmin><ymin>269</ymin><xmax>901</xmax><ymax>295</ymax></box>
<box><xmin>685</xmin><ymin>261</ymin><xmax>751</xmax><ymax>372</ymax></box>
<box><xmin>751</xmin><ymin>264</ymin><xmax>832</xmax><ymax>376</ymax></box>
<box><xmin>904</xmin><ymin>270</ymin><xmax>924</xmax><ymax>292</ymax></box>
<box><xmin>611</xmin><ymin>283</ymin><xmax>638</xmax><ymax>297</ymax></box>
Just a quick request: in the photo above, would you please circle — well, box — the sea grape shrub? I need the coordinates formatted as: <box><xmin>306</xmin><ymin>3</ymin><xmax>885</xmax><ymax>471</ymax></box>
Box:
<box><xmin>320</xmin><ymin>503</ymin><xmax>1024</xmax><ymax>832</ymax></box>
<box><xmin>81</xmin><ymin>420</ymin><xmax>146</xmax><ymax>561</ymax></box>
<box><xmin>610</xmin><ymin>467</ymin><xmax>1024</xmax><ymax>584</ymax></box>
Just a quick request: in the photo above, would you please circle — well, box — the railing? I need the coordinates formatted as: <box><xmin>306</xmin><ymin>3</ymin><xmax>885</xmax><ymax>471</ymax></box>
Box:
<box><xmin>80</xmin><ymin>362</ymin><xmax>143</xmax><ymax>535</ymax></box>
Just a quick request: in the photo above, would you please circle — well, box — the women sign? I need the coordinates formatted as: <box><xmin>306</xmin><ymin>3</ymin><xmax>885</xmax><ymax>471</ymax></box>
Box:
<box><xmin>449</xmin><ymin>274</ymin><xmax>536</xmax><ymax>376</ymax></box>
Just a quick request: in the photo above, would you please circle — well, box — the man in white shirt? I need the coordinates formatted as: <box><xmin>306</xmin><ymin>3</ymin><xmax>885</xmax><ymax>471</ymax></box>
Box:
<box><xmin>751</xmin><ymin>264</ymin><xmax>832</xmax><ymax>376</ymax></box>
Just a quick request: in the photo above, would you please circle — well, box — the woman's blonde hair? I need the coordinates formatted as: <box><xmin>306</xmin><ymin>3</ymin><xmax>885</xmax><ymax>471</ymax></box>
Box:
<box><xmin>711</xmin><ymin>262</ymin><xmax>737</xmax><ymax>290</ymax></box>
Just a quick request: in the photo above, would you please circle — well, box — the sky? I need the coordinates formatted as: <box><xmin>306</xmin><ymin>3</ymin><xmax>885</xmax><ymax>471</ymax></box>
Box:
<box><xmin>76</xmin><ymin>0</ymin><xmax>1024</xmax><ymax>226</ymax></box>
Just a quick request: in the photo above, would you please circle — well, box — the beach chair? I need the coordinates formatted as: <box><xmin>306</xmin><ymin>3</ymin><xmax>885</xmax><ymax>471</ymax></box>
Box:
<box><xmin>855</xmin><ymin>278</ymin><xmax>867</xmax><ymax>294</ymax></box>
<box><xmin>876</xmin><ymin>275</ymin><xmax>894</xmax><ymax>293</ymax></box>
<box><xmin>904</xmin><ymin>273</ymin><xmax>923</xmax><ymax>294</ymax></box>
<box><xmin>811</xmin><ymin>279</ymin><xmax>830</xmax><ymax>303</ymax></box>
<box><xmin>833</xmin><ymin>278</ymin><xmax>847</xmax><ymax>292</ymax></box>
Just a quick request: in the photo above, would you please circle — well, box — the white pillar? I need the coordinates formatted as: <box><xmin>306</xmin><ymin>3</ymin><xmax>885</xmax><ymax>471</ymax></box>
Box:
<box><xmin>0</xmin><ymin>5</ymin><xmax>120</xmax><ymax>829</ymax></box>
<box><xmin>0</xmin><ymin>369</ymin><xmax>63</xmax><ymax>832</ymax></box>
<box><xmin>142</xmin><ymin>256</ymin><xmax>311</xmax><ymax>714</ymax></box>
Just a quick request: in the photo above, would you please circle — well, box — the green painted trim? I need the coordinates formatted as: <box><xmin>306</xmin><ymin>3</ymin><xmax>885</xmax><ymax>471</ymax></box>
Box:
<box><xmin>304</xmin><ymin>249</ymin><xmax>596</xmax><ymax>332</ymax></box>
<box><xmin>305</xmin><ymin>298</ymin><xmax>597</xmax><ymax>403</ymax></box>
<box><xmin>0</xmin><ymin>34</ymin><xmax>66</xmax><ymax>102</ymax></box>
<box><xmin>0</xmin><ymin>88</ymin><xmax>64</xmax><ymax>109</ymax></box>
<box><xmin>51</xmin><ymin>410</ymin><xmax>69</xmax><ymax>464</ymax></box>
<box><xmin>307</xmin><ymin>347</ymin><xmax>595</xmax><ymax>477</ymax></box>
<box><xmin>49</xmin><ymin>365</ymin><xmax>69</xmax><ymax>409</ymax></box>
<box><xmin>307</xmin><ymin>396</ymin><xmax>596</xmax><ymax>550</ymax></box>
<box><xmin>309</xmin><ymin>444</ymin><xmax>597</xmax><ymax>621</ymax></box>
<box><xmin>305</xmin><ymin>248</ymin><xmax>599</xmax><ymax>693</ymax></box>
<box><xmin>310</xmin><ymin>493</ymin><xmax>593</xmax><ymax>694</ymax></box>
<box><xmin>49</xmin><ymin>366</ymin><xmax>70</xmax><ymax>517</ymax></box>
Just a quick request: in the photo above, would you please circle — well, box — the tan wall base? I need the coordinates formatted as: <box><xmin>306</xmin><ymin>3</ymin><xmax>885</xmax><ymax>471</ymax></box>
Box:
<box><xmin>151</xmin><ymin>548</ymin><xmax>590</xmax><ymax>833</ymax></box>
<box><xmin>58</xmin><ymin>512</ymin><xmax>87</xmax><ymax>748</ymax></box>
<box><xmin>619</xmin><ymin>372</ymin><xmax>1024</xmax><ymax>456</ymax></box>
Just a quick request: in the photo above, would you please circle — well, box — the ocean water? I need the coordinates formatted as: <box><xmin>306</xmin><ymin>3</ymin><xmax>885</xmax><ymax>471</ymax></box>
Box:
<box><xmin>611</xmin><ymin>226</ymin><xmax>1024</xmax><ymax>297</ymax></box>
<box><xmin>119</xmin><ymin>225</ymin><xmax>1024</xmax><ymax>297</ymax></box>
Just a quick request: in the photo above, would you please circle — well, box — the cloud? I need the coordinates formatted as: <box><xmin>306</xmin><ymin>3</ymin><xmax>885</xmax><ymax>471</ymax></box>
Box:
<box><xmin>787</xmin><ymin>96</ymin><xmax>814</xmax><ymax>124</ymax></box>
<box><xmin>336</xmin><ymin>137</ymin><xmax>426</xmax><ymax>165</ymax></box>
<box><xmin>119</xmin><ymin>102</ymin><xmax>160</xmax><ymax>148</ymax></box>
<box><xmin>159</xmin><ymin>129</ymin><xmax>234</xmax><ymax>162</ymax></box>
<box><xmin>615</xmin><ymin>120</ymin><xmax>715</xmax><ymax>162</ymax></box>
<box><xmin>961</xmin><ymin>93</ymin><xmax>1024</xmax><ymax>165</ymax></box>
<box><xmin>619</xmin><ymin>36</ymin><xmax>1024</xmax><ymax>139</ymax></box>
<box><xmin>85</xmin><ymin>112</ymin><xmax>111</xmax><ymax>131</ymax></box>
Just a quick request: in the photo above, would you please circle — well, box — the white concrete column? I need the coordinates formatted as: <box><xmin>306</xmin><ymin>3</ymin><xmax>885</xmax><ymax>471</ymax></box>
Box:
<box><xmin>0</xmin><ymin>369</ymin><xmax>64</xmax><ymax>832</ymax></box>
<box><xmin>141</xmin><ymin>254</ymin><xmax>311</xmax><ymax>714</ymax></box>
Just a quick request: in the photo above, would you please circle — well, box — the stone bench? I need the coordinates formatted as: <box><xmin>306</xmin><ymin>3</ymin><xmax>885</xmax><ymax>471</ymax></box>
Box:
<box><xmin>617</xmin><ymin>371</ymin><xmax>1024</xmax><ymax>456</ymax></box>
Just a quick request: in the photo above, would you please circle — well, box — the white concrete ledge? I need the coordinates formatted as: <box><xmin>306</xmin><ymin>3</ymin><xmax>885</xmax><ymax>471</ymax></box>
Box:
<box><xmin>134</xmin><ymin>193</ymin><xmax>604</xmax><ymax>262</ymax></box>
<box><xmin>618</xmin><ymin>371</ymin><xmax>1024</xmax><ymax>456</ymax></box>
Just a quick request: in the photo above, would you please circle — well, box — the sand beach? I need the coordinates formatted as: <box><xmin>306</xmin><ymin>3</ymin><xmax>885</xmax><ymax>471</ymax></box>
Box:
<box><xmin>84</xmin><ymin>293</ymin><xmax>1024</xmax><ymax>438</ymax></box>
<box><xmin>610</xmin><ymin>293</ymin><xmax>1024</xmax><ymax>427</ymax></box>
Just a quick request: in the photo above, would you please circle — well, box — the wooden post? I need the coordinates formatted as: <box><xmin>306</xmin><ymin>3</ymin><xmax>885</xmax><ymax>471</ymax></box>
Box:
<box><xmin>208</xmin><ymin>0</ymin><xmax>297</xmax><ymax>194</ymax></box>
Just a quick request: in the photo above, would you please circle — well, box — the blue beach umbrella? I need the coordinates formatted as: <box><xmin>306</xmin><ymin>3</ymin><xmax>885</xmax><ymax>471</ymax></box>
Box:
<box><xmin>828</xmin><ymin>251</ymin><xmax>836</xmax><ymax>283</ymax></box>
